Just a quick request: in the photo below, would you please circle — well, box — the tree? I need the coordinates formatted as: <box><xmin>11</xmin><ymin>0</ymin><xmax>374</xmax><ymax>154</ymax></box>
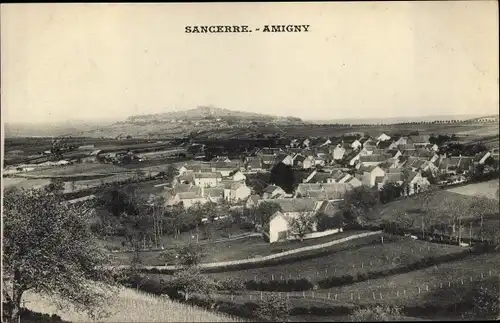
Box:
<box><xmin>341</xmin><ymin>186</ymin><xmax>379</xmax><ymax>224</ymax></box>
<box><xmin>466</xmin><ymin>280</ymin><xmax>500</xmax><ymax>320</ymax></box>
<box><xmin>256</xmin><ymin>201</ymin><xmax>282</xmax><ymax>226</ymax></box>
<box><xmin>270</xmin><ymin>162</ymin><xmax>295</xmax><ymax>194</ymax></box>
<box><xmin>170</xmin><ymin>266</ymin><xmax>219</xmax><ymax>301</ymax></box>
<box><xmin>254</xmin><ymin>294</ymin><xmax>292</xmax><ymax>322</ymax></box>
<box><xmin>3</xmin><ymin>188</ymin><xmax>116</xmax><ymax>323</ymax></box>
<box><xmin>348</xmin><ymin>305</ymin><xmax>403</xmax><ymax>321</ymax></box>
<box><xmin>316</xmin><ymin>212</ymin><xmax>344</xmax><ymax>232</ymax></box>
<box><xmin>286</xmin><ymin>212</ymin><xmax>317</xmax><ymax>241</ymax></box>
<box><xmin>379</xmin><ymin>182</ymin><xmax>403</xmax><ymax>204</ymax></box>
<box><xmin>177</xmin><ymin>243</ymin><xmax>205</xmax><ymax>267</ymax></box>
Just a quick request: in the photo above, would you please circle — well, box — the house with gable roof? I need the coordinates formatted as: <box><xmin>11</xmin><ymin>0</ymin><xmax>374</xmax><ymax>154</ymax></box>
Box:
<box><xmin>266</xmin><ymin>198</ymin><xmax>322</xmax><ymax>243</ymax></box>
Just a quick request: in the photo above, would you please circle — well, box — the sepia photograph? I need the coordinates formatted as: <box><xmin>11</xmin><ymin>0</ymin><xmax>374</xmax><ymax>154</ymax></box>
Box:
<box><xmin>1</xmin><ymin>2</ymin><xmax>499</xmax><ymax>322</ymax></box>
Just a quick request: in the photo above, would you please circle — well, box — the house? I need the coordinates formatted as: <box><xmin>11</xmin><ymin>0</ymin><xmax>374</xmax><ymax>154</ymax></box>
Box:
<box><xmin>163</xmin><ymin>184</ymin><xmax>206</xmax><ymax>208</ymax></box>
<box><xmin>276</xmin><ymin>153</ymin><xmax>294</xmax><ymax>166</ymax></box>
<box><xmin>177</xmin><ymin>170</ymin><xmax>196</xmax><ymax>185</ymax></box>
<box><xmin>376</xmin><ymin>141</ymin><xmax>393</xmax><ymax>150</ymax></box>
<box><xmin>293</xmin><ymin>154</ymin><xmax>314</xmax><ymax>169</ymax></box>
<box><xmin>377</xmin><ymin>168</ymin><xmax>404</xmax><ymax>190</ymax></box>
<box><xmin>229</xmin><ymin>170</ymin><xmax>246</xmax><ymax>182</ymax></box>
<box><xmin>355</xmin><ymin>165</ymin><xmax>386</xmax><ymax>187</ymax></box>
<box><xmin>330</xmin><ymin>170</ymin><xmax>352</xmax><ymax>183</ymax></box>
<box><xmin>406</xmin><ymin>171</ymin><xmax>431</xmax><ymax>195</ymax></box>
<box><xmin>204</xmin><ymin>187</ymin><xmax>225</xmax><ymax>203</ymax></box>
<box><xmin>246</xmin><ymin>157</ymin><xmax>264</xmax><ymax>173</ymax></box>
<box><xmin>261</xmin><ymin>154</ymin><xmax>277</xmax><ymax>166</ymax></box>
<box><xmin>350</xmin><ymin>139</ymin><xmax>363</xmax><ymax>150</ymax></box>
<box><xmin>302</xmin><ymin>138</ymin><xmax>311</xmax><ymax>148</ymax></box>
<box><xmin>395</xmin><ymin>136</ymin><xmax>413</xmax><ymax>146</ymax></box>
<box><xmin>363</xmin><ymin>139</ymin><xmax>378</xmax><ymax>150</ymax></box>
<box><xmin>345</xmin><ymin>176</ymin><xmax>363</xmax><ymax>187</ymax></box>
<box><xmin>314</xmin><ymin>156</ymin><xmax>326</xmax><ymax>167</ymax></box>
<box><xmin>262</xmin><ymin>185</ymin><xmax>287</xmax><ymax>199</ymax></box>
<box><xmin>320</xmin><ymin>138</ymin><xmax>332</xmax><ymax>147</ymax></box>
<box><xmin>267</xmin><ymin>198</ymin><xmax>322</xmax><ymax>243</ymax></box>
<box><xmin>212</xmin><ymin>156</ymin><xmax>231</xmax><ymax>163</ymax></box>
<box><xmin>302</xmin><ymin>170</ymin><xmax>335</xmax><ymax>184</ymax></box>
<box><xmin>221</xmin><ymin>182</ymin><xmax>252</xmax><ymax>202</ymax></box>
<box><xmin>295</xmin><ymin>183</ymin><xmax>354</xmax><ymax>200</ymax></box>
<box><xmin>377</xmin><ymin>133</ymin><xmax>391</xmax><ymax>142</ymax></box>
<box><xmin>398</xmin><ymin>144</ymin><xmax>416</xmax><ymax>152</ymax></box>
<box><xmin>409</xmin><ymin>135</ymin><xmax>431</xmax><ymax>147</ymax></box>
<box><xmin>193</xmin><ymin>172</ymin><xmax>222</xmax><ymax>188</ymax></box>
<box><xmin>177</xmin><ymin>192</ymin><xmax>208</xmax><ymax>208</ymax></box>
<box><xmin>245</xmin><ymin>195</ymin><xmax>261</xmax><ymax>208</ymax></box>
<box><xmin>330</xmin><ymin>144</ymin><xmax>347</xmax><ymax>161</ymax></box>
<box><xmin>357</xmin><ymin>154</ymin><xmax>390</xmax><ymax>168</ymax></box>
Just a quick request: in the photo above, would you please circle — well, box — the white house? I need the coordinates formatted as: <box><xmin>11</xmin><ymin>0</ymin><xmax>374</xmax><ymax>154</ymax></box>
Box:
<box><xmin>355</xmin><ymin>165</ymin><xmax>386</xmax><ymax>187</ymax></box>
<box><xmin>222</xmin><ymin>182</ymin><xmax>252</xmax><ymax>202</ymax></box>
<box><xmin>377</xmin><ymin>133</ymin><xmax>391</xmax><ymax>141</ymax></box>
<box><xmin>276</xmin><ymin>153</ymin><xmax>294</xmax><ymax>166</ymax></box>
<box><xmin>351</xmin><ymin>139</ymin><xmax>363</xmax><ymax>150</ymax></box>
<box><xmin>229</xmin><ymin>170</ymin><xmax>246</xmax><ymax>182</ymax></box>
<box><xmin>193</xmin><ymin>172</ymin><xmax>222</xmax><ymax>188</ymax></box>
<box><xmin>267</xmin><ymin>198</ymin><xmax>322</xmax><ymax>243</ymax></box>
<box><xmin>407</xmin><ymin>172</ymin><xmax>431</xmax><ymax>196</ymax></box>
<box><xmin>331</xmin><ymin>145</ymin><xmax>347</xmax><ymax>161</ymax></box>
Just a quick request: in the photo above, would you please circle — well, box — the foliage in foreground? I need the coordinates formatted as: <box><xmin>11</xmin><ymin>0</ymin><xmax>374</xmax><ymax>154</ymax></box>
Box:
<box><xmin>3</xmin><ymin>187</ymin><xmax>116</xmax><ymax>323</ymax></box>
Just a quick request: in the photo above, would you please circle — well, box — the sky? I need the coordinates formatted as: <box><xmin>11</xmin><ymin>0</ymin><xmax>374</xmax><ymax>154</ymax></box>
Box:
<box><xmin>1</xmin><ymin>2</ymin><xmax>498</xmax><ymax>123</ymax></box>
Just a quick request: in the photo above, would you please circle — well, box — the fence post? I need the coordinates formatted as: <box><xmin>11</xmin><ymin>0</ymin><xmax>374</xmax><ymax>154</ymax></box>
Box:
<box><xmin>461</xmin><ymin>279</ymin><xmax>464</xmax><ymax>285</ymax></box>
<box><xmin>440</xmin><ymin>282</ymin><xmax>443</xmax><ymax>288</ymax></box>
<box><xmin>489</xmin><ymin>270</ymin><xmax>492</xmax><ymax>276</ymax></box>
<box><xmin>231</xmin><ymin>294</ymin><xmax>234</xmax><ymax>301</ymax></box>
<box><xmin>418</xmin><ymin>286</ymin><xmax>421</xmax><ymax>294</ymax></box>
<box><xmin>303</xmin><ymin>291</ymin><xmax>305</xmax><ymax>299</ymax></box>
<box><xmin>403</xmin><ymin>289</ymin><xmax>406</xmax><ymax>296</ymax></box>
<box><xmin>370</xmin><ymin>260</ymin><xmax>373</xmax><ymax>266</ymax></box>
<box><xmin>380</xmin><ymin>292</ymin><xmax>383</xmax><ymax>300</ymax></box>
<box><xmin>312</xmin><ymin>291</ymin><xmax>315</xmax><ymax>299</ymax></box>
<box><xmin>357</xmin><ymin>293</ymin><xmax>360</xmax><ymax>300</ymax></box>
<box><xmin>470</xmin><ymin>276</ymin><xmax>472</xmax><ymax>282</ymax></box>
<box><xmin>254</xmin><ymin>275</ymin><xmax>256</xmax><ymax>281</ymax></box>
<box><xmin>396</xmin><ymin>290</ymin><xmax>399</xmax><ymax>298</ymax></box>
<box><xmin>280</xmin><ymin>274</ymin><xmax>283</xmax><ymax>280</ymax></box>
<box><xmin>272</xmin><ymin>274</ymin><xmax>274</xmax><ymax>281</ymax></box>
<box><xmin>448</xmin><ymin>281</ymin><xmax>451</xmax><ymax>287</ymax></box>
<box><xmin>350</xmin><ymin>293</ymin><xmax>353</xmax><ymax>301</ymax></box>
<box><xmin>426</xmin><ymin>285</ymin><xmax>429</xmax><ymax>292</ymax></box>
<box><xmin>481</xmin><ymin>273</ymin><xmax>484</xmax><ymax>279</ymax></box>
<box><xmin>335</xmin><ymin>294</ymin><xmax>338</xmax><ymax>301</ymax></box>
<box><xmin>287</xmin><ymin>292</ymin><xmax>290</xmax><ymax>300</ymax></box>
<box><xmin>328</xmin><ymin>293</ymin><xmax>331</xmax><ymax>299</ymax></box>
<box><xmin>373</xmin><ymin>292</ymin><xmax>376</xmax><ymax>300</ymax></box>
<box><xmin>325</xmin><ymin>268</ymin><xmax>328</xmax><ymax>274</ymax></box>
<box><xmin>260</xmin><ymin>292</ymin><xmax>263</xmax><ymax>301</ymax></box>
<box><xmin>250</xmin><ymin>295</ymin><xmax>252</xmax><ymax>301</ymax></box>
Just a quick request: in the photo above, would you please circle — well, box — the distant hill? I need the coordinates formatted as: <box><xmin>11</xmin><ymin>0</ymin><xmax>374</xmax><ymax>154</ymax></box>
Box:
<box><xmin>126</xmin><ymin>106</ymin><xmax>302</xmax><ymax>123</ymax></box>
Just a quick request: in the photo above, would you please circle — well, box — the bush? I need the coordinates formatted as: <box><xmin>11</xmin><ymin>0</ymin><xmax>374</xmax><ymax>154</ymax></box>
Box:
<box><xmin>243</xmin><ymin>278</ymin><xmax>314</xmax><ymax>292</ymax></box>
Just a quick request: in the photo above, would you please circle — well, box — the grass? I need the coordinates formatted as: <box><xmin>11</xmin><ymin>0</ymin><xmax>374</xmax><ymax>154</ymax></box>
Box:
<box><xmin>20</xmin><ymin>163</ymin><xmax>127</xmax><ymax>177</ymax></box>
<box><xmin>22</xmin><ymin>286</ymin><xmax>247</xmax><ymax>322</ymax></box>
<box><xmin>446</xmin><ymin>179</ymin><xmax>499</xmax><ymax>200</ymax></box>
<box><xmin>316</xmin><ymin>252</ymin><xmax>500</xmax><ymax>306</ymax></box>
<box><xmin>108</xmin><ymin>230</ymin><xmax>371</xmax><ymax>266</ymax></box>
<box><xmin>204</xmin><ymin>238</ymin><xmax>464</xmax><ymax>282</ymax></box>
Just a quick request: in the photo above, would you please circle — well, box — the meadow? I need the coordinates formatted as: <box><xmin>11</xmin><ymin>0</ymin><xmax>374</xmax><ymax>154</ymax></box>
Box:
<box><xmin>446</xmin><ymin>179</ymin><xmax>499</xmax><ymax>200</ymax></box>
<box><xmin>204</xmin><ymin>238</ymin><xmax>464</xmax><ymax>282</ymax></box>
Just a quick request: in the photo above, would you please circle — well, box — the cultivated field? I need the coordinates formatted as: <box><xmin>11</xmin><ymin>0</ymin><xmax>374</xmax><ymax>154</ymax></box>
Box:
<box><xmin>447</xmin><ymin>179</ymin><xmax>499</xmax><ymax>200</ymax></box>
<box><xmin>23</xmin><ymin>286</ymin><xmax>246</xmax><ymax>323</ymax></box>
<box><xmin>3</xmin><ymin>177</ymin><xmax>52</xmax><ymax>190</ymax></box>
<box><xmin>21</xmin><ymin>163</ymin><xmax>128</xmax><ymax>177</ymax></box>
<box><xmin>204</xmin><ymin>238</ymin><xmax>464</xmax><ymax>282</ymax></box>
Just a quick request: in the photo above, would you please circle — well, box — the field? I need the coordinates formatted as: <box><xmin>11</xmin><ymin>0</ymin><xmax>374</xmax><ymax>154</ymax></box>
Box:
<box><xmin>194</xmin><ymin>122</ymin><xmax>499</xmax><ymax>140</ymax></box>
<box><xmin>447</xmin><ymin>179</ymin><xmax>499</xmax><ymax>200</ymax></box>
<box><xmin>108</xmin><ymin>230</ymin><xmax>372</xmax><ymax>266</ymax></box>
<box><xmin>22</xmin><ymin>286</ymin><xmax>246</xmax><ymax>322</ymax></box>
<box><xmin>20</xmin><ymin>163</ymin><xmax>128</xmax><ymax>177</ymax></box>
<box><xmin>204</xmin><ymin>238</ymin><xmax>464</xmax><ymax>282</ymax></box>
